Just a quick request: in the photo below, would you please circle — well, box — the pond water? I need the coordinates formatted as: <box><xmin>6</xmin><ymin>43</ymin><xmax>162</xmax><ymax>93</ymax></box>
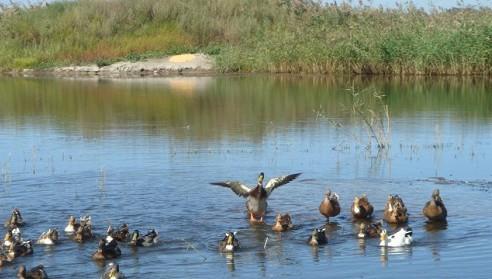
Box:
<box><xmin>0</xmin><ymin>75</ymin><xmax>491</xmax><ymax>278</ymax></box>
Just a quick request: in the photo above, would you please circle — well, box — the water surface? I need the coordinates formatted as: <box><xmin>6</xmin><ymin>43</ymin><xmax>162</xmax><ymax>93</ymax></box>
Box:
<box><xmin>0</xmin><ymin>75</ymin><xmax>491</xmax><ymax>278</ymax></box>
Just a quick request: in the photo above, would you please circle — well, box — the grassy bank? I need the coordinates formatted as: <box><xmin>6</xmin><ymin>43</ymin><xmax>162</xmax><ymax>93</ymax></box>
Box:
<box><xmin>0</xmin><ymin>0</ymin><xmax>491</xmax><ymax>75</ymax></box>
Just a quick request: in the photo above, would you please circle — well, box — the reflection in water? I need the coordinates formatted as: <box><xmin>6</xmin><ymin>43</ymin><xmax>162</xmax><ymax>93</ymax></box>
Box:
<box><xmin>357</xmin><ymin>238</ymin><xmax>366</xmax><ymax>255</ymax></box>
<box><xmin>425</xmin><ymin>221</ymin><xmax>448</xmax><ymax>232</ymax></box>
<box><xmin>1</xmin><ymin>76</ymin><xmax>491</xmax><ymax>141</ymax></box>
<box><xmin>224</xmin><ymin>253</ymin><xmax>235</xmax><ymax>272</ymax></box>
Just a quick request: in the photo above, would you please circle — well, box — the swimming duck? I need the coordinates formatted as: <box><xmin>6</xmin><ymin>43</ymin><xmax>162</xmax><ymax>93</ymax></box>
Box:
<box><xmin>92</xmin><ymin>238</ymin><xmax>122</xmax><ymax>261</ymax></box>
<box><xmin>8</xmin><ymin>240</ymin><xmax>33</xmax><ymax>258</ymax></box>
<box><xmin>17</xmin><ymin>264</ymin><xmax>48</xmax><ymax>279</ymax></box>
<box><xmin>219</xmin><ymin>231</ymin><xmax>240</xmax><ymax>253</ymax></box>
<box><xmin>423</xmin><ymin>189</ymin><xmax>447</xmax><ymax>222</ymax></box>
<box><xmin>383</xmin><ymin>195</ymin><xmax>408</xmax><ymax>224</ymax></box>
<box><xmin>272</xmin><ymin>213</ymin><xmax>293</xmax><ymax>232</ymax></box>
<box><xmin>0</xmin><ymin>254</ymin><xmax>13</xmax><ymax>267</ymax></box>
<box><xmin>2</xmin><ymin>230</ymin><xmax>15</xmax><ymax>249</ymax></box>
<box><xmin>64</xmin><ymin>215</ymin><xmax>91</xmax><ymax>234</ymax></box>
<box><xmin>102</xmin><ymin>262</ymin><xmax>125</xmax><ymax>279</ymax></box>
<box><xmin>129</xmin><ymin>229</ymin><xmax>159</xmax><ymax>247</ymax></box>
<box><xmin>351</xmin><ymin>195</ymin><xmax>374</xmax><ymax>220</ymax></box>
<box><xmin>357</xmin><ymin>221</ymin><xmax>384</xmax><ymax>238</ymax></box>
<box><xmin>107</xmin><ymin>224</ymin><xmax>129</xmax><ymax>242</ymax></box>
<box><xmin>64</xmin><ymin>216</ymin><xmax>79</xmax><ymax>233</ymax></box>
<box><xmin>210</xmin><ymin>172</ymin><xmax>301</xmax><ymax>223</ymax></box>
<box><xmin>74</xmin><ymin>224</ymin><xmax>93</xmax><ymax>243</ymax></box>
<box><xmin>307</xmin><ymin>227</ymin><xmax>327</xmax><ymax>246</ymax></box>
<box><xmin>3</xmin><ymin>227</ymin><xmax>23</xmax><ymax>249</ymax></box>
<box><xmin>4</xmin><ymin>208</ymin><xmax>24</xmax><ymax>228</ymax></box>
<box><xmin>379</xmin><ymin>228</ymin><xmax>413</xmax><ymax>247</ymax></box>
<box><xmin>37</xmin><ymin>228</ymin><xmax>59</xmax><ymax>245</ymax></box>
<box><xmin>319</xmin><ymin>190</ymin><xmax>340</xmax><ymax>220</ymax></box>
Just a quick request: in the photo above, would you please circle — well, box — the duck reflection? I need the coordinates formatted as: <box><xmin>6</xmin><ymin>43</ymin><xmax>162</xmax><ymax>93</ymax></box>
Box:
<box><xmin>425</xmin><ymin>220</ymin><xmax>448</xmax><ymax>232</ymax></box>
<box><xmin>224</xmin><ymin>252</ymin><xmax>236</xmax><ymax>272</ymax></box>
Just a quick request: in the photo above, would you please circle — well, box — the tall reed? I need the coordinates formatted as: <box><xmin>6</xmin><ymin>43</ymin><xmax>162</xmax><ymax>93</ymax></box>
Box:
<box><xmin>0</xmin><ymin>0</ymin><xmax>490</xmax><ymax>75</ymax></box>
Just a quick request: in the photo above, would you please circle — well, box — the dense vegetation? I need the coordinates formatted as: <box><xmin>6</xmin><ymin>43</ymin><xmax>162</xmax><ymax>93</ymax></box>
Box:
<box><xmin>0</xmin><ymin>0</ymin><xmax>491</xmax><ymax>75</ymax></box>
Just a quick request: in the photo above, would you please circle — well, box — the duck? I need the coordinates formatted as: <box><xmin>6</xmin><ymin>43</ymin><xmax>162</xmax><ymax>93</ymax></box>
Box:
<box><xmin>37</xmin><ymin>228</ymin><xmax>59</xmax><ymax>245</ymax></box>
<box><xmin>102</xmin><ymin>262</ymin><xmax>125</xmax><ymax>279</ymax></box>
<box><xmin>0</xmin><ymin>254</ymin><xmax>13</xmax><ymax>267</ymax></box>
<box><xmin>357</xmin><ymin>221</ymin><xmax>384</xmax><ymax>238</ymax></box>
<box><xmin>319</xmin><ymin>190</ymin><xmax>340</xmax><ymax>220</ymax></box>
<box><xmin>383</xmin><ymin>195</ymin><xmax>408</xmax><ymax>224</ymax></box>
<box><xmin>64</xmin><ymin>215</ymin><xmax>91</xmax><ymax>234</ymax></box>
<box><xmin>8</xmin><ymin>240</ymin><xmax>33</xmax><ymax>258</ymax></box>
<box><xmin>210</xmin><ymin>172</ymin><xmax>301</xmax><ymax>223</ymax></box>
<box><xmin>17</xmin><ymin>264</ymin><xmax>48</xmax><ymax>279</ymax></box>
<box><xmin>64</xmin><ymin>216</ymin><xmax>80</xmax><ymax>233</ymax></box>
<box><xmin>219</xmin><ymin>231</ymin><xmax>239</xmax><ymax>252</ymax></box>
<box><xmin>272</xmin><ymin>213</ymin><xmax>293</xmax><ymax>232</ymax></box>
<box><xmin>4</xmin><ymin>208</ymin><xmax>24</xmax><ymax>228</ymax></box>
<box><xmin>2</xmin><ymin>230</ymin><xmax>15</xmax><ymax>249</ymax></box>
<box><xmin>107</xmin><ymin>224</ymin><xmax>129</xmax><ymax>242</ymax></box>
<box><xmin>379</xmin><ymin>228</ymin><xmax>413</xmax><ymax>247</ymax></box>
<box><xmin>3</xmin><ymin>227</ymin><xmax>23</xmax><ymax>249</ymax></box>
<box><xmin>74</xmin><ymin>224</ymin><xmax>93</xmax><ymax>243</ymax></box>
<box><xmin>423</xmin><ymin>189</ymin><xmax>447</xmax><ymax>222</ymax></box>
<box><xmin>92</xmin><ymin>238</ymin><xmax>121</xmax><ymax>260</ymax></box>
<box><xmin>307</xmin><ymin>227</ymin><xmax>327</xmax><ymax>246</ymax></box>
<box><xmin>351</xmin><ymin>194</ymin><xmax>374</xmax><ymax>220</ymax></box>
<box><xmin>129</xmin><ymin>229</ymin><xmax>159</xmax><ymax>247</ymax></box>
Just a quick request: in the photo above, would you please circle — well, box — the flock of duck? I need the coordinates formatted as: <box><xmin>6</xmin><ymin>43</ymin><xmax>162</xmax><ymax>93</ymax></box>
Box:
<box><xmin>1</xmin><ymin>210</ymin><xmax>156</xmax><ymax>278</ymax></box>
<box><xmin>0</xmin><ymin>172</ymin><xmax>447</xmax><ymax>278</ymax></box>
<box><xmin>212</xmin><ymin>172</ymin><xmax>447</xmax><ymax>251</ymax></box>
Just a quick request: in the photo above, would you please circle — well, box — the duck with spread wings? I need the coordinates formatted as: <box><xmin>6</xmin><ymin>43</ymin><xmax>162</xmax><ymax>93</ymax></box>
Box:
<box><xmin>210</xmin><ymin>172</ymin><xmax>301</xmax><ymax>223</ymax></box>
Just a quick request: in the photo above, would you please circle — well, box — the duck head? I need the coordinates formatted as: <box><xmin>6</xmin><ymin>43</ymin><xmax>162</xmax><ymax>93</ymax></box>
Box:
<box><xmin>225</xmin><ymin>232</ymin><xmax>236</xmax><ymax>245</ymax></box>
<box><xmin>257</xmin><ymin>172</ymin><xmax>265</xmax><ymax>187</ymax></box>
<box><xmin>130</xmin><ymin>230</ymin><xmax>140</xmax><ymax>244</ymax></box>
<box><xmin>3</xmin><ymin>230</ymin><xmax>13</xmax><ymax>244</ymax></box>
<box><xmin>107</xmin><ymin>225</ymin><xmax>113</xmax><ymax>234</ymax></box>
<box><xmin>432</xmin><ymin>189</ymin><xmax>443</xmax><ymax>203</ymax></box>
<box><xmin>48</xmin><ymin>229</ymin><xmax>59</xmax><ymax>241</ymax></box>
<box><xmin>68</xmin><ymin>216</ymin><xmax>76</xmax><ymax>226</ymax></box>
<box><xmin>353</xmin><ymin>196</ymin><xmax>360</xmax><ymax>207</ymax></box>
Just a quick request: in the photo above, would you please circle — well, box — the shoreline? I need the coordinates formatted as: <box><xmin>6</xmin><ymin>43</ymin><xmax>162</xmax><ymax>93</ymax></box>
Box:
<box><xmin>1</xmin><ymin>52</ymin><xmax>491</xmax><ymax>79</ymax></box>
<box><xmin>5</xmin><ymin>53</ymin><xmax>217</xmax><ymax>78</ymax></box>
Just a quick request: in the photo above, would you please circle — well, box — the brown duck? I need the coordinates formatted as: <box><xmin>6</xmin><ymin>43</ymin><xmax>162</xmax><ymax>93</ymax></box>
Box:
<box><xmin>211</xmin><ymin>172</ymin><xmax>301</xmax><ymax>223</ymax></box>
<box><xmin>17</xmin><ymin>265</ymin><xmax>48</xmax><ymax>279</ymax></box>
<box><xmin>272</xmin><ymin>213</ymin><xmax>293</xmax><ymax>232</ymax></box>
<box><xmin>357</xmin><ymin>221</ymin><xmax>384</xmax><ymax>238</ymax></box>
<box><xmin>423</xmin><ymin>189</ymin><xmax>447</xmax><ymax>222</ymax></box>
<box><xmin>351</xmin><ymin>195</ymin><xmax>374</xmax><ymax>220</ymax></box>
<box><xmin>383</xmin><ymin>195</ymin><xmax>408</xmax><ymax>224</ymax></box>
<box><xmin>319</xmin><ymin>190</ymin><xmax>340</xmax><ymax>220</ymax></box>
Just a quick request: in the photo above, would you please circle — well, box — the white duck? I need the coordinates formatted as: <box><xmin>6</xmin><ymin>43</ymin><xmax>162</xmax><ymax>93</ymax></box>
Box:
<box><xmin>379</xmin><ymin>228</ymin><xmax>413</xmax><ymax>247</ymax></box>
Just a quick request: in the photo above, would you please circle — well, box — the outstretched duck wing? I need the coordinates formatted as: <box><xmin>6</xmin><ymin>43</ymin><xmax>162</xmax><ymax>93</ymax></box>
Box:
<box><xmin>265</xmin><ymin>173</ymin><xmax>302</xmax><ymax>196</ymax></box>
<box><xmin>210</xmin><ymin>181</ymin><xmax>251</xmax><ymax>197</ymax></box>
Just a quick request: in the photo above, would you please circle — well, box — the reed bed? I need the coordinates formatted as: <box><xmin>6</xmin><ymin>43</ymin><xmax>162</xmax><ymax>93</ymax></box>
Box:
<box><xmin>0</xmin><ymin>0</ymin><xmax>491</xmax><ymax>75</ymax></box>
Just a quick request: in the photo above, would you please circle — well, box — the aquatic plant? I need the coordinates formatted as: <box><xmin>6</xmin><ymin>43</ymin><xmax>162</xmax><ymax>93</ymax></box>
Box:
<box><xmin>349</xmin><ymin>86</ymin><xmax>391</xmax><ymax>149</ymax></box>
<box><xmin>0</xmin><ymin>0</ymin><xmax>490</xmax><ymax>75</ymax></box>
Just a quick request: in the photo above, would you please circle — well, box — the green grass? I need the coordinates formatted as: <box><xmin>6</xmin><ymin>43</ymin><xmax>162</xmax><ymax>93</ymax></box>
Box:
<box><xmin>0</xmin><ymin>0</ymin><xmax>491</xmax><ymax>75</ymax></box>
